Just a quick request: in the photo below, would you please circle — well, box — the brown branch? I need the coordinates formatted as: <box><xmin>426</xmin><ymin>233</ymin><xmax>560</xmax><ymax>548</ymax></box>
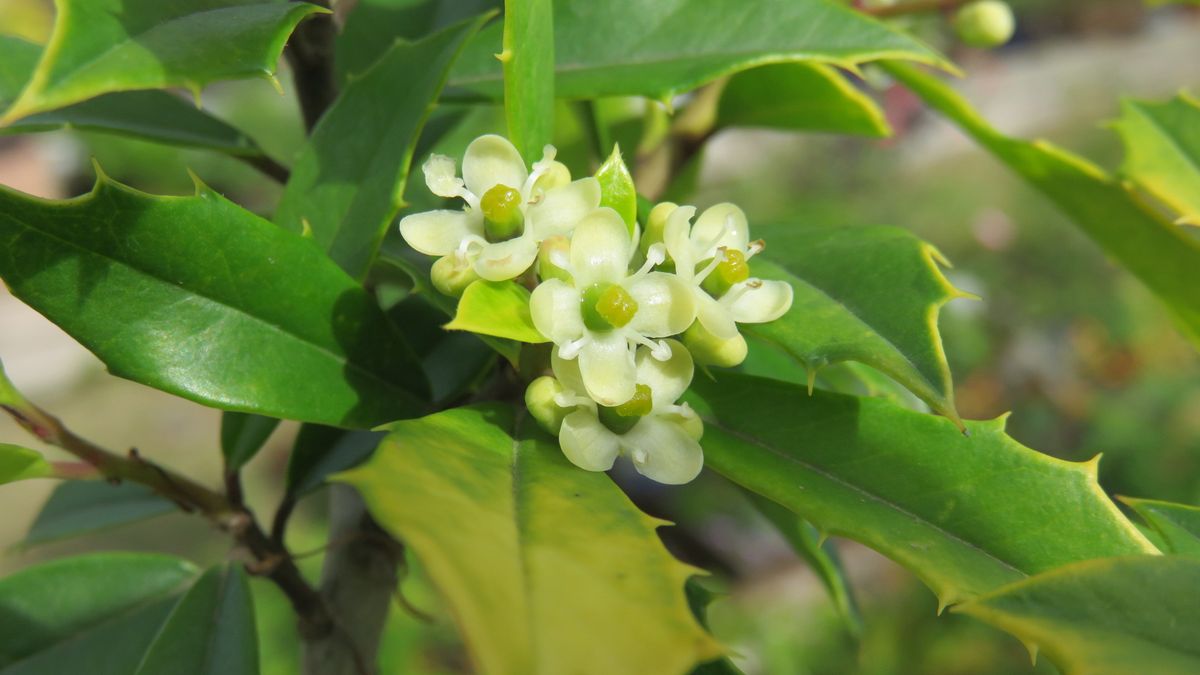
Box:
<box><xmin>858</xmin><ymin>0</ymin><xmax>966</xmax><ymax>18</ymax></box>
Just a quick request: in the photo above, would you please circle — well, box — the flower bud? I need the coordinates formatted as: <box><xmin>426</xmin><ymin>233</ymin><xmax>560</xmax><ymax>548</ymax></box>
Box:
<box><xmin>537</xmin><ymin>235</ymin><xmax>572</xmax><ymax>282</ymax></box>
<box><xmin>430</xmin><ymin>255</ymin><xmax>479</xmax><ymax>297</ymax></box>
<box><xmin>640</xmin><ymin>202</ymin><xmax>677</xmax><ymax>255</ymax></box>
<box><xmin>682</xmin><ymin>321</ymin><xmax>748</xmax><ymax>368</ymax></box>
<box><xmin>525</xmin><ymin>376</ymin><xmax>570</xmax><ymax>434</ymax></box>
<box><xmin>953</xmin><ymin>1</ymin><xmax>1015</xmax><ymax>49</ymax></box>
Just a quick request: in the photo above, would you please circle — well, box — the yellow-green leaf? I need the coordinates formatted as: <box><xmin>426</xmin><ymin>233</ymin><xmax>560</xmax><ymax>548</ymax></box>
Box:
<box><xmin>596</xmin><ymin>144</ymin><xmax>637</xmax><ymax>233</ymax></box>
<box><xmin>1120</xmin><ymin>497</ymin><xmax>1200</xmax><ymax>557</ymax></box>
<box><xmin>1112</xmin><ymin>94</ymin><xmax>1200</xmax><ymax>226</ymax></box>
<box><xmin>0</xmin><ymin>444</ymin><xmax>51</xmax><ymax>485</ymax></box>
<box><xmin>445</xmin><ymin>280</ymin><xmax>549</xmax><ymax>344</ymax></box>
<box><xmin>717</xmin><ymin>62</ymin><xmax>891</xmax><ymax>137</ymax></box>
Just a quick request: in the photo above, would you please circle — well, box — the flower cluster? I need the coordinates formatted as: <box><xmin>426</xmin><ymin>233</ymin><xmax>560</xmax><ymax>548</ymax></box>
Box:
<box><xmin>399</xmin><ymin>135</ymin><xmax>793</xmax><ymax>484</ymax></box>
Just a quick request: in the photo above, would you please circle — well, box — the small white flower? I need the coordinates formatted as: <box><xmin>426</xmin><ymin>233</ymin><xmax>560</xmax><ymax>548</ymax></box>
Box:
<box><xmin>664</xmin><ymin>203</ymin><xmax>793</xmax><ymax>344</ymax></box>
<box><xmin>399</xmin><ymin>134</ymin><xmax>600</xmax><ymax>282</ymax></box>
<box><xmin>530</xmin><ymin>208</ymin><xmax>696</xmax><ymax>406</ymax></box>
<box><xmin>550</xmin><ymin>339</ymin><xmax>704</xmax><ymax>485</ymax></box>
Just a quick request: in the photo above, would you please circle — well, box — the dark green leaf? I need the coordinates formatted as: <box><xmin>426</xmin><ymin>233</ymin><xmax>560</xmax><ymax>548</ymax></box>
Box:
<box><xmin>24</xmin><ymin>481</ymin><xmax>175</xmax><ymax>546</ymax></box>
<box><xmin>685</xmin><ymin>580</ymin><xmax>744</xmax><ymax>675</ymax></box>
<box><xmin>0</xmin><ymin>174</ymin><xmax>429</xmax><ymax>428</ymax></box>
<box><xmin>686</xmin><ymin>373</ymin><xmax>1156</xmax><ymax>606</ymax></box>
<box><xmin>717</xmin><ymin>62</ymin><xmax>890</xmax><ymax>137</ymax></box>
<box><xmin>275</xmin><ymin>14</ymin><xmax>490</xmax><ymax>279</ymax></box>
<box><xmin>958</xmin><ymin>556</ymin><xmax>1199</xmax><ymax>675</ymax></box>
<box><xmin>0</xmin><ymin>444</ymin><xmax>51</xmax><ymax>485</ymax></box>
<box><xmin>1120</xmin><ymin>497</ymin><xmax>1200</xmax><ymax>557</ymax></box>
<box><xmin>1</xmin><ymin>1</ymin><xmax>327</xmax><ymax>122</ymax></box>
<box><xmin>285</xmin><ymin>425</ymin><xmax>383</xmax><ymax>498</ymax></box>
<box><xmin>220</xmin><ymin>412</ymin><xmax>280</xmax><ymax>472</ymax></box>
<box><xmin>502</xmin><ymin>0</ymin><xmax>554</xmax><ymax>159</ymax></box>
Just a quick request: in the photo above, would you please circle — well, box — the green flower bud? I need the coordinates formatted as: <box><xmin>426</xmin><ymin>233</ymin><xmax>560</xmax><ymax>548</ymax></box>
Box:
<box><xmin>640</xmin><ymin>202</ymin><xmax>677</xmax><ymax>255</ymax></box>
<box><xmin>430</xmin><ymin>255</ymin><xmax>479</xmax><ymax>297</ymax></box>
<box><xmin>480</xmin><ymin>184</ymin><xmax>524</xmax><ymax>242</ymax></box>
<box><xmin>525</xmin><ymin>376</ymin><xmax>570</xmax><ymax>434</ymax></box>
<box><xmin>581</xmin><ymin>282</ymin><xmax>639</xmax><ymax>331</ymax></box>
<box><xmin>700</xmin><ymin>248</ymin><xmax>750</xmax><ymax>298</ymax></box>
<box><xmin>682</xmin><ymin>321</ymin><xmax>748</xmax><ymax>368</ymax></box>
<box><xmin>953</xmin><ymin>1</ymin><xmax>1015</xmax><ymax>49</ymax></box>
<box><xmin>537</xmin><ymin>235</ymin><xmax>573</xmax><ymax>283</ymax></box>
<box><xmin>597</xmin><ymin>383</ymin><xmax>653</xmax><ymax>435</ymax></box>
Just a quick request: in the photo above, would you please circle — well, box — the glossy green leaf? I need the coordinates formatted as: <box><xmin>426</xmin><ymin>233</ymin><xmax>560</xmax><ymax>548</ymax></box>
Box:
<box><xmin>449</xmin><ymin>0</ymin><xmax>949</xmax><ymax>101</ymax></box>
<box><xmin>275</xmin><ymin>14</ymin><xmax>490</xmax><ymax>279</ymax></box>
<box><xmin>339</xmin><ymin>405</ymin><xmax>722</xmax><ymax>675</ymax></box>
<box><xmin>0</xmin><ymin>359</ymin><xmax>23</xmax><ymax>407</ymax></box>
<box><xmin>388</xmin><ymin>295</ymin><xmax>499</xmax><ymax>403</ymax></box>
<box><xmin>685</xmin><ymin>580</ymin><xmax>744</xmax><ymax>675</ymax></box>
<box><xmin>596</xmin><ymin>145</ymin><xmax>637</xmax><ymax>233</ymax></box>
<box><xmin>884</xmin><ymin>61</ymin><xmax>1200</xmax><ymax>349</ymax></box>
<box><xmin>957</xmin><ymin>556</ymin><xmax>1200</xmax><ymax>675</ymax></box>
<box><xmin>24</xmin><ymin>481</ymin><xmax>175</xmax><ymax>546</ymax></box>
<box><xmin>502</xmin><ymin>0</ymin><xmax>554</xmax><ymax>160</ymax></box>
<box><xmin>285</xmin><ymin>425</ymin><xmax>382</xmax><ymax>498</ymax></box>
<box><xmin>717</xmin><ymin>62</ymin><xmax>890</xmax><ymax>137</ymax></box>
<box><xmin>747</xmin><ymin>224</ymin><xmax>969</xmax><ymax>427</ymax></box>
<box><xmin>0</xmin><ymin>444</ymin><xmax>51</xmax><ymax>485</ymax></box>
<box><xmin>445</xmin><ymin>280</ymin><xmax>548</xmax><ymax>343</ymax></box>
<box><xmin>134</xmin><ymin>565</ymin><xmax>258</xmax><ymax>675</ymax></box>
<box><xmin>0</xmin><ymin>553</ymin><xmax>196</xmax><ymax>674</ymax></box>
<box><xmin>1112</xmin><ymin>94</ymin><xmax>1200</xmax><ymax>226</ymax></box>
<box><xmin>686</xmin><ymin>373</ymin><xmax>1157</xmax><ymax>607</ymax></box>
<box><xmin>1</xmin><ymin>0</ymin><xmax>327</xmax><ymax>123</ymax></box>
<box><xmin>0</xmin><ymin>174</ymin><xmax>429</xmax><ymax>428</ymax></box>
<box><xmin>220</xmin><ymin>412</ymin><xmax>280</xmax><ymax>472</ymax></box>
<box><xmin>1120</xmin><ymin>497</ymin><xmax>1200</xmax><ymax>557</ymax></box>
<box><xmin>0</xmin><ymin>35</ymin><xmax>264</xmax><ymax>156</ymax></box>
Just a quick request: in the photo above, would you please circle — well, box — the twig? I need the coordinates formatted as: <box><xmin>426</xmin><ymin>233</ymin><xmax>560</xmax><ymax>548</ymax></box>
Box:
<box><xmin>239</xmin><ymin>153</ymin><xmax>292</xmax><ymax>183</ymax></box>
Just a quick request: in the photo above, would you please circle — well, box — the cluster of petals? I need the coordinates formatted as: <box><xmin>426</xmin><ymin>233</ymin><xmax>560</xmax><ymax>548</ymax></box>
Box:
<box><xmin>399</xmin><ymin>135</ymin><xmax>794</xmax><ymax>484</ymax></box>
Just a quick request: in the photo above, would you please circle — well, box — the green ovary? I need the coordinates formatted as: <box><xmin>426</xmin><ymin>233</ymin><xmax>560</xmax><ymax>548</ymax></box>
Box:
<box><xmin>598</xmin><ymin>384</ymin><xmax>653</xmax><ymax>434</ymax></box>
<box><xmin>480</xmin><ymin>184</ymin><xmax>524</xmax><ymax>242</ymax></box>
<box><xmin>701</xmin><ymin>248</ymin><xmax>750</xmax><ymax>297</ymax></box>
<box><xmin>581</xmin><ymin>282</ymin><xmax>639</xmax><ymax>331</ymax></box>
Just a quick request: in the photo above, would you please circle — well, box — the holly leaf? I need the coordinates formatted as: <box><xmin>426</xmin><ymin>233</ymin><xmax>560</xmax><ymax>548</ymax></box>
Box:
<box><xmin>502</xmin><ymin>0</ymin><xmax>555</xmax><ymax>160</ymax></box>
<box><xmin>596</xmin><ymin>145</ymin><xmax>637</xmax><ymax>234</ymax></box>
<box><xmin>1119</xmin><ymin>497</ymin><xmax>1200</xmax><ymax>557</ymax></box>
<box><xmin>220</xmin><ymin>412</ymin><xmax>280</xmax><ymax>472</ymax></box>
<box><xmin>445</xmin><ymin>280</ymin><xmax>548</xmax><ymax>344</ymax></box>
<box><xmin>717</xmin><ymin>62</ymin><xmax>890</xmax><ymax>137</ymax></box>
<box><xmin>1112</xmin><ymin>94</ymin><xmax>1200</xmax><ymax>226</ymax></box>
<box><xmin>24</xmin><ymin>481</ymin><xmax>175</xmax><ymax>546</ymax></box>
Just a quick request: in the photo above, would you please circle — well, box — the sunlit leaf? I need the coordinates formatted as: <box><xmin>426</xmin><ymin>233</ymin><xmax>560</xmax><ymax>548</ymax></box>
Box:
<box><xmin>596</xmin><ymin>145</ymin><xmax>637</xmax><ymax>233</ymax></box>
<box><xmin>717</xmin><ymin>62</ymin><xmax>890</xmax><ymax>137</ymax></box>
<box><xmin>1120</xmin><ymin>497</ymin><xmax>1200</xmax><ymax>557</ymax></box>
<box><xmin>0</xmin><ymin>444</ymin><xmax>51</xmax><ymax>485</ymax></box>
<box><xmin>1112</xmin><ymin>94</ymin><xmax>1200</xmax><ymax>226</ymax></box>
<box><xmin>502</xmin><ymin>0</ymin><xmax>554</xmax><ymax>160</ymax></box>
<box><xmin>445</xmin><ymin>280</ymin><xmax>548</xmax><ymax>344</ymax></box>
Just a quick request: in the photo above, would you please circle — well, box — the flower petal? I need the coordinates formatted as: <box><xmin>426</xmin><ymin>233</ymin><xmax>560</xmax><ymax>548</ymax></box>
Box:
<box><xmin>398</xmin><ymin>209</ymin><xmax>482</xmax><ymax>257</ymax></box>
<box><xmin>569</xmin><ymin>208</ymin><xmax>634</xmax><ymax>287</ymax></box>
<box><xmin>626</xmin><ymin>272</ymin><xmax>696</xmax><ymax>338</ymax></box>
<box><xmin>462</xmin><ymin>134</ymin><xmax>528</xmax><ymax>197</ymax></box>
<box><xmin>528</xmin><ymin>177</ymin><xmax>601</xmax><ymax>239</ymax></box>
<box><xmin>635</xmin><ymin>339</ymin><xmax>693</xmax><ymax>408</ymax></box>
<box><xmin>559</xmin><ymin>410</ymin><xmax>620</xmax><ymax>472</ymax></box>
<box><xmin>691</xmin><ymin>203</ymin><xmax>749</xmax><ymax>256</ymax></box>
<box><xmin>695</xmin><ymin>290</ymin><xmax>739</xmax><ymax>340</ymax></box>
<box><xmin>578</xmin><ymin>330</ymin><xmax>636</xmax><ymax>406</ymax></box>
<box><xmin>662</xmin><ymin>205</ymin><xmax>698</xmax><ymax>276</ymax></box>
<box><xmin>422</xmin><ymin>154</ymin><xmax>464</xmax><ymax>198</ymax></box>
<box><xmin>474</xmin><ymin>235</ymin><xmax>539</xmax><ymax>281</ymax></box>
<box><xmin>530</xmin><ymin>279</ymin><xmax>585</xmax><ymax>345</ymax></box>
<box><xmin>726</xmin><ymin>279</ymin><xmax>794</xmax><ymax>324</ymax></box>
<box><xmin>621</xmin><ymin>417</ymin><xmax>704</xmax><ymax>485</ymax></box>
<box><xmin>550</xmin><ymin>346</ymin><xmax>589</xmax><ymax>397</ymax></box>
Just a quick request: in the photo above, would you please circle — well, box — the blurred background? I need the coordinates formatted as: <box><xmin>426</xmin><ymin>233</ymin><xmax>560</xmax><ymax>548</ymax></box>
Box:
<box><xmin>1</xmin><ymin>0</ymin><xmax>1199</xmax><ymax>673</ymax></box>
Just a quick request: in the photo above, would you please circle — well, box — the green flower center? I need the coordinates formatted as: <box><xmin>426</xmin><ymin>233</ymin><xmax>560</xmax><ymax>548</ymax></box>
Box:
<box><xmin>581</xmin><ymin>282</ymin><xmax>639</xmax><ymax>331</ymax></box>
<box><xmin>598</xmin><ymin>383</ymin><xmax>653</xmax><ymax>434</ymax></box>
<box><xmin>701</xmin><ymin>248</ymin><xmax>750</xmax><ymax>297</ymax></box>
<box><xmin>480</xmin><ymin>184</ymin><xmax>524</xmax><ymax>242</ymax></box>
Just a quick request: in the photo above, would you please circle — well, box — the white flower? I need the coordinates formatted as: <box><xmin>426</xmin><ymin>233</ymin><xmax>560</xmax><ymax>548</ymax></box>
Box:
<box><xmin>398</xmin><ymin>134</ymin><xmax>600</xmax><ymax>282</ymax></box>
<box><xmin>550</xmin><ymin>339</ymin><xmax>704</xmax><ymax>485</ymax></box>
<box><xmin>530</xmin><ymin>208</ymin><xmax>696</xmax><ymax>406</ymax></box>
<box><xmin>663</xmin><ymin>203</ymin><xmax>794</xmax><ymax>347</ymax></box>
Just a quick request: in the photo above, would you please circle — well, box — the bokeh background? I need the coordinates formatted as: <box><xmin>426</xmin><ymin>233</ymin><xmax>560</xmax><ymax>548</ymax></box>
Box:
<box><xmin>1</xmin><ymin>1</ymin><xmax>1199</xmax><ymax>673</ymax></box>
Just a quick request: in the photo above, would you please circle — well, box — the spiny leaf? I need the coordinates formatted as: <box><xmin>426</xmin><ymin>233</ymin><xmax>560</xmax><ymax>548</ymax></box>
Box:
<box><xmin>445</xmin><ymin>280</ymin><xmax>548</xmax><ymax>344</ymax></box>
<box><xmin>1120</xmin><ymin>497</ymin><xmax>1200</xmax><ymax>557</ymax></box>
<box><xmin>1112</xmin><ymin>94</ymin><xmax>1200</xmax><ymax>226</ymax></box>
<box><xmin>717</xmin><ymin>62</ymin><xmax>891</xmax><ymax>137</ymax></box>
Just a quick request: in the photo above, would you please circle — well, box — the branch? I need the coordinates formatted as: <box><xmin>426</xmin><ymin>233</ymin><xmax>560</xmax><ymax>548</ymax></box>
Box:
<box><xmin>239</xmin><ymin>153</ymin><xmax>292</xmax><ymax>184</ymax></box>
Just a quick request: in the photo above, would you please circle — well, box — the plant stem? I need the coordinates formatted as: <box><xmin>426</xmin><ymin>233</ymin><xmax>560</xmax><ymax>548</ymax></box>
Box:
<box><xmin>239</xmin><ymin>153</ymin><xmax>292</xmax><ymax>183</ymax></box>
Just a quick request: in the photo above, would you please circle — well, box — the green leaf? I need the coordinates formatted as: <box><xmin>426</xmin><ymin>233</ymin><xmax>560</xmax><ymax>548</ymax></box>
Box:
<box><xmin>0</xmin><ymin>553</ymin><xmax>196</xmax><ymax>673</ymax></box>
<box><xmin>25</xmin><ymin>481</ymin><xmax>175</xmax><ymax>546</ymax></box>
<box><xmin>285</xmin><ymin>425</ymin><xmax>382</xmax><ymax>498</ymax></box>
<box><xmin>957</xmin><ymin>556</ymin><xmax>1200</xmax><ymax>675</ymax></box>
<box><xmin>502</xmin><ymin>0</ymin><xmax>554</xmax><ymax>160</ymax></box>
<box><xmin>0</xmin><ymin>444</ymin><xmax>51</xmax><ymax>485</ymax></box>
<box><xmin>1112</xmin><ymin>94</ymin><xmax>1200</xmax><ymax>226</ymax></box>
<box><xmin>339</xmin><ymin>404</ymin><xmax>722</xmax><ymax>674</ymax></box>
<box><xmin>747</xmin><ymin>224</ymin><xmax>969</xmax><ymax>427</ymax></box>
<box><xmin>0</xmin><ymin>174</ymin><xmax>429</xmax><ymax>428</ymax></box>
<box><xmin>1</xmin><ymin>0</ymin><xmax>327</xmax><ymax>123</ymax></box>
<box><xmin>220</xmin><ymin>412</ymin><xmax>280</xmax><ymax>472</ymax></box>
<box><xmin>134</xmin><ymin>565</ymin><xmax>258</xmax><ymax>675</ymax></box>
<box><xmin>686</xmin><ymin>373</ymin><xmax>1156</xmax><ymax>607</ymax></box>
<box><xmin>716</xmin><ymin>62</ymin><xmax>890</xmax><ymax>137</ymax></box>
<box><xmin>1120</xmin><ymin>497</ymin><xmax>1200</xmax><ymax>557</ymax></box>
<box><xmin>685</xmin><ymin>580</ymin><xmax>745</xmax><ymax>675</ymax></box>
<box><xmin>275</xmin><ymin>14</ymin><xmax>490</xmax><ymax>279</ymax></box>
<box><xmin>883</xmin><ymin>61</ymin><xmax>1200</xmax><ymax>349</ymax></box>
<box><xmin>450</xmin><ymin>0</ymin><xmax>950</xmax><ymax>101</ymax></box>
<box><xmin>445</xmin><ymin>280</ymin><xmax>548</xmax><ymax>343</ymax></box>
<box><xmin>0</xmin><ymin>35</ymin><xmax>264</xmax><ymax>156</ymax></box>
<box><xmin>596</xmin><ymin>144</ymin><xmax>637</xmax><ymax>233</ymax></box>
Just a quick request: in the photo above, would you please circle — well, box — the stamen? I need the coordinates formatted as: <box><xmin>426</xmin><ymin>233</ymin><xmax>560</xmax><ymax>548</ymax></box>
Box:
<box><xmin>693</xmin><ymin>248</ymin><xmax>728</xmax><ymax>284</ymax></box>
<box><xmin>746</xmin><ymin>239</ymin><xmax>765</xmax><ymax>259</ymax></box>
<box><xmin>629</xmin><ymin>244</ymin><xmax>666</xmax><ymax>280</ymax></box>
<box><xmin>558</xmin><ymin>336</ymin><xmax>590</xmax><ymax>360</ymax></box>
<box><xmin>629</xmin><ymin>334</ymin><xmax>673</xmax><ymax>361</ymax></box>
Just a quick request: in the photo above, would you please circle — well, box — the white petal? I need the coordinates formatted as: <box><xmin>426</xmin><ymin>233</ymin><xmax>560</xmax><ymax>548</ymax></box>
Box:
<box><xmin>662</xmin><ymin>205</ymin><xmax>698</xmax><ymax>277</ymax></box>
<box><xmin>422</xmin><ymin>154</ymin><xmax>464</xmax><ymax>198</ymax></box>
<box><xmin>550</xmin><ymin>346</ymin><xmax>589</xmax><ymax>397</ymax></box>
<box><xmin>620</xmin><ymin>417</ymin><xmax>704</xmax><ymax>485</ymax></box>
<box><xmin>695</xmin><ymin>290</ymin><xmax>739</xmax><ymax>340</ymax></box>
<box><xmin>474</xmin><ymin>235</ymin><xmax>538</xmax><ymax>281</ymax></box>
<box><xmin>626</xmin><ymin>272</ymin><xmax>696</xmax><ymax>338</ymax></box>
<box><xmin>635</xmin><ymin>339</ymin><xmax>693</xmax><ymax>408</ymax></box>
<box><xmin>691</xmin><ymin>203</ymin><xmax>749</xmax><ymax>256</ymax></box>
<box><xmin>530</xmin><ymin>279</ymin><xmax>584</xmax><ymax>345</ymax></box>
<box><xmin>398</xmin><ymin>209</ymin><xmax>482</xmax><ymax>257</ymax></box>
<box><xmin>726</xmin><ymin>279</ymin><xmax>794</xmax><ymax>324</ymax></box>
<box><xmin>527</xmin><ymin>177</ymin><xmax>601</xmax><ymax>239</ymax></box>
<box><xmin>531</xmin><ymin>159</ymin><xmax>571</xmax><ymax>194</ymax></box>
<box><xmin>559</xmin><ymin>410</ymin><xmax>620</xmax><ymax>472</ymax></box>
<box><xmin>569</xmin><ymin>208</ymin><xmax>633</xmax><ymax>287</ymax></box>
<box><xmin>462</xmin><ymin>134</ymin><xmax>528</xmax><ymax>197</ymax></box>
<box><xmin>578</xmin><ymin>330</ymin><xmax>636</xmax><ymax>406</ymax></box>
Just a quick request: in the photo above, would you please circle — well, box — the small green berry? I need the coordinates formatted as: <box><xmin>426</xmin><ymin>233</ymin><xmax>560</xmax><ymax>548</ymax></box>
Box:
<box><xmin>953</xmin><ymin>1</ymin><xmax>1015</xmax><ymax>49</ymax></box>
